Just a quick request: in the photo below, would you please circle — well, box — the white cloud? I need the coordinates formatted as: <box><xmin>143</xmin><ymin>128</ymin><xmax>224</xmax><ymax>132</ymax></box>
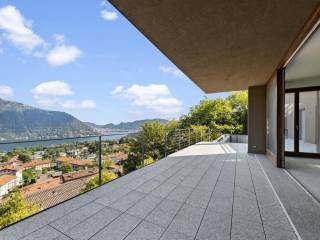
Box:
<box><xmin>32</xmin><ymin>81</ymin><xmax>74</xmax><ymax>96</ymax></box>
<box><xmin>101</xmin><ymin>10</ymin><xmax>118</xmax><ymax>21</ymax></box>
<box><xmin>46</xmin><ymin>44</ymin><xmax>82</xmax><ymax>66</ymax></box>
<box><xmin>61</xmin><ymin>99</ymin><xmax>96</xmax><ymax>110</ymax></box>
<box><xmin>32</xmin><ymin>81</ymin><xmax>95</xmax><ymax>110</ymax></box>
<box><xmin>159</xmin><ymin>65</ymin><xmax>187</xmax><ymax>78</ymax></box>
<box><xmin>0</xmin><ymin>5</ymin><xmax>44</xmax><ymax>52</ymax></box>
<box><xmin>0</xmin><ymin>6</ymin><xmax>82</xmax><ymax>66</ymax></box>
<box><xmin>53</xmin><ymin>34</ymin><xmax>65</xmax><ymax>44</ymax></box>
<box><xmin>111</xmin><ymin>84</ymin><xmax>183</xmax><ymax>114</ymax></box>
<box><xmin>110</xmin><ymin>85</ymin><xmax>124</xmax><ymax>95</ymax></box>
<box><xmin>0</xmin><ymin>85</ymin><xmax>13</xmax><ymax>98</ymax></box>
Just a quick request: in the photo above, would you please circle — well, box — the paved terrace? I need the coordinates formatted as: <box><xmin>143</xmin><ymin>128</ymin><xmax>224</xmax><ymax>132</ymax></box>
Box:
<box><xmin>0</xmin><ymin>143</ymin><xmax>305</xmax><ymax>240</ymax></box>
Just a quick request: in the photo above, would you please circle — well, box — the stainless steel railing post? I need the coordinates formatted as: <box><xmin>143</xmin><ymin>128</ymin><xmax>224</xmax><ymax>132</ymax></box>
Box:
<box><xmin>98</xmin><ymin>136</ymin><xmax>102</xmax><ymax>186</ymax></box>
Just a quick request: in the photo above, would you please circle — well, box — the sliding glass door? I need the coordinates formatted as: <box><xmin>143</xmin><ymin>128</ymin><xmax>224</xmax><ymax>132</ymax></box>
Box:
<box><xmin>285</xmin><ymin>88</ymin><xmax>320</xmax><ymax>157</ymax></box>
<box><xmin>285</xmin><ymin>93</ymin><xmax>295</xmax><ymax>152</ymax></box>
<box><xmin>299</xmin><ymin>91</ymin><xmax>320</xmax><ymax>154</ymax></box>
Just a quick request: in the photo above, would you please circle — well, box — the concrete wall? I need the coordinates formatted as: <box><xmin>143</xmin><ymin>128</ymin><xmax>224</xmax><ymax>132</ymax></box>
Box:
<box><xmin>266</xmin><ymin>77</ymin><xmax>277</xmax><ymax>157</ymax></box>
<box><xmin>248</xmin><ymin>86</ymin><xmax>266</xmax><ymax>154</ymax></box>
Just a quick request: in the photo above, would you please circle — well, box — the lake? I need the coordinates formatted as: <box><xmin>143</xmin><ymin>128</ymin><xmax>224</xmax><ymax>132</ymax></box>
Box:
<box><xmin>0</xmin><ymin>132</ymin><xmax>132</xmax><ymax>152</ymax></box>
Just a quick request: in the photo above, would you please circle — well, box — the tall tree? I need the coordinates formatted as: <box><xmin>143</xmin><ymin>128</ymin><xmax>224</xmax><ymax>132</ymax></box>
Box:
<box><xmin>227</xmin><ymin>91</ymin><xmax>248</xmax><ymax>134</ymax></box>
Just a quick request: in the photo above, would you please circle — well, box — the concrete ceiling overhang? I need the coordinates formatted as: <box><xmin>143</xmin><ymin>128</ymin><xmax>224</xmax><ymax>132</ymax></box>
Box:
<box><xmin>109</xmin><ymin>0</ymin><xmax>320</xmax><ymax>93</ymax></box>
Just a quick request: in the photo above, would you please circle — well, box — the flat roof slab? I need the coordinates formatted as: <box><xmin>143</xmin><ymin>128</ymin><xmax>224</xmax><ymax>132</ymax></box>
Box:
<box><xmin>0</xmin><ymin>143</ymin><xmax>300</xmax><ymax>240</ymax></box>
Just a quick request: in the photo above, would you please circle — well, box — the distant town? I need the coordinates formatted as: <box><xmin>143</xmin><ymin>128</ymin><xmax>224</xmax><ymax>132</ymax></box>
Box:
<box><xmin>0</xmin><ymin>139</ymin><xmax>129</xmax><ymax>209</ymax></box>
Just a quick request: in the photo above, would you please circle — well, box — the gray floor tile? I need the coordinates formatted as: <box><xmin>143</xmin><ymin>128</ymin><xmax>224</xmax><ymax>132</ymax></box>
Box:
<box><xmin>196</xmin><ymin>209</ymin><xmax>231</xmax><ymax>240</ymax></box>
<box><xmin>95</xmin><ymin>187</ymin><xmax>131</xmax><ymax>206</ymax></box>
<box><xmin>127</xmin><ymin>194</ymin><xmax>163</xmax><ymax>219</ymax></box>
<box><xmin>167</xmin><ymin>203</ymin><xmax>205</xmax><ymax>238</ymax></box>
<box><xmin>260</xmin><ymin>205</ymin><xmax>294</xmax><ymax>232</ymax></box>
<box><xmin>167</xmin><ymin>186</ymin><xmax>194</xmax><ymax>202</ymax></box>
<box><xmin>64</xmin><ymin>207</ymin><xmax>121</xmax><ymax>240</ymax></box>
<box><xmin>55</xmin><ymin>235</ymin><xmax>73</xmax><ymax>240</ymax></box>
<box><xmin>186</xmin><ymin>188</ymin><xmax>212</xmax><ymax>208</ymax></box>
<box><xmin>207</xmin><ymin>196</ymin><xmax>233</xmax><ymax>216</ymax></box>
<box><xmin>233</xmin><ymin>197</ymin><xmax>261</xmax><ymax>223</ymax></box>
<box><xmin>19</xmin><ymin>226</ymin><xmax>61</xmax><ymax>240</ymax></box>
<box><xmin>110</xmin><ymin>190</ymin><xmax>146</xmax><ymax>212</ymax></box>
<box><xmin>153</xmin><ymin>174</ymin><xmax>168</xmax><ymax>183</ymax></box>
<box><xmin>161</xmin><ymin>230</ymin><xmax>194</xmax><ymax>240</ymax></box>
<box><xmin>231</xmin><ymin>219</ymin><xmax>265</xmax><ymax>240</ymax></box>
<box><xmin>167</xmin><ymin>174</ymin><xmax>186</xmax><ymax>185</ymax></box>
<box><xmin>136</xmin><ymin>179</ymin><xmax>163</xmax><ymax>193</ymax></box>
<box><xmin>151</xmin><ymin>182</ymin><xmax>177</xmax><ymax>198</ymax></box>
<box><xmin>263</xmin><ymin>224</ymin><xmax>298</xmax><ymax>240</ymax></box>
<box><xmin>50</xmin><ymin>202</ymin><xmax>104</xmax><ymax>232</ymax></box>
<box><xmin>125</xmin><ymin>221</ymin><xmax>165</xmax><ymax>240</ymax></box>
<box><xmin>255</xmin><ymin>189</ymin><xmax>279</xmax><ymax>208</ymax></box>
<box><xmin>90</xmin><ymin>213</ymin><xmax>141</xmax><ymax>240</ymax></box>
<box><xmin>146</xmin><ymin>199</ymin><xmax>183</xmax><ymax>228</ymax></box>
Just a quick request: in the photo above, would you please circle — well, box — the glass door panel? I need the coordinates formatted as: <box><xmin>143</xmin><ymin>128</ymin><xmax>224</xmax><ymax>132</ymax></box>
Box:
<box><xmin>285</xmin><ymin>93</ymin><xmax>295</xmax><ymax>152</ymax></box>
<box><xmin>299</xmin><ymin>91</ymin><xmax>320</xmax><ymax>153</ymax></box>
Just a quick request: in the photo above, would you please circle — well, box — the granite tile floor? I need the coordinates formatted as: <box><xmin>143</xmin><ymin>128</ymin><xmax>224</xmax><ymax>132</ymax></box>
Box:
<box><xmin>0</xmin><ymin>143</ymin><xmax>300</xmax><ymax>240</ymax></box>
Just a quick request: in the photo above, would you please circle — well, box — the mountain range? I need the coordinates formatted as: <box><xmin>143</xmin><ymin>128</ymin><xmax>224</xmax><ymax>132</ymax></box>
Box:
<box><xmin>85</xmin><ymin>119</ymin><xmax>168</xmax><ymax>132</ymax></box>
<box><xmin>0</xmin><ymin>98</ymin><xmax>167</xmax><ymax>141</ymax></box>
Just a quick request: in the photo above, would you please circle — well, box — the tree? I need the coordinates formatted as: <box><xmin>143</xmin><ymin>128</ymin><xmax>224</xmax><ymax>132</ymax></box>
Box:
<box><xmin>1</xmin><ymin>155</ymin><xmax>9</xmax><ymax>162</ymax></box>
<box><xmin>22</xmin><ymin>169</ymin><xmax>39</xmax><ymax>185</ymax></box>
<box><xmin>18</xmin><ymin>153</ymin><xmax>31</xmax><ymax>163</ymax></box>
<box><xmin>122</xmin><ymin>153</ymin><xmax>141</xmax><ymax>174</ymax></box>
<box><xmin>102</xmin><ymin>159</ymin><xmax>113</xmax><ymax>169</ymax></box>
<box><xmin>180</xmin><ymin>98</ymin><xmax>234</xmax><ymax>139</ymax></box>
<box><xmin>88</xmin><ymin>142</ymin><xmax>98</xmax><ymax>154</ymax></box>
<box><xmin>81</xmin><ymin>171</ymin><xmax>117</xmax><ymax>192</ymax></box>
<box><xmin>131</xmin><ymin>121</ymin><xmax>166</xmax><ymax>161</ymax></box>
<box><xmin>179</xmin><ymin>91</ymin><xmax>248</xmax><ymax>139</ymax></box>
<box><xmin>0</xmin><ymin>189</ymin><xmax>40</xmax><ymax>228</ymax></box>
<box><xmin>227</xmin><ymin>91</ymin><xmax>248</xmax><ymax>134</ymax></box>
<box><xmin>60</xmin><ymin>163</ymin><xmax>72</xmax><ymax>173</ymax></box>
<box><xmin>144</xmin><ymin>156</ymin><xmax>154</xmax><ymax>166</ymax></box>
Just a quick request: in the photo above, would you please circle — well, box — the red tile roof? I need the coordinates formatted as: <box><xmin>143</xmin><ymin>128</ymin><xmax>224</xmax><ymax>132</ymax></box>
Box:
<box><xmin>22</xmin><ymin>160</ymin><xmax>52</xmax><ymax>169</ymax></box>
<box><xmin>57</xmin><ymin>157</ymin><xmax>92</xmax><ymax>166</ymax></box>
<box><xmin>0</xmin><ymin>175</ymin><xmax>16</xmax><ymax>186</ymax></box>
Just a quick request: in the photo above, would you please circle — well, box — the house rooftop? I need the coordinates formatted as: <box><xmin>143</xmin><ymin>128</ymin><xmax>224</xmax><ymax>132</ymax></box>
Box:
<box><xmin>61</xmin><ymin>168</ymin><xmax>98</xmax><ymax>182</ymax></box>
<box><xmin>22</xmin><ymin>159</ymin><xmax>51</xmax><ymax>169</ymax></box>
<box><xmin>0</xmin><ymin>175</ymin><xmax>16</xmax><ymax>186</ymax></box>
<box><xmin>57</xmin><ymin>157</ymin><xmax>92</xmax><ymax>166</ymax></box>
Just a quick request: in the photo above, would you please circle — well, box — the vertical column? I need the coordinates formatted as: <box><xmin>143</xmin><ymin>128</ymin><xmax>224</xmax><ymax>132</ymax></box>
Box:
<box><xmin>277</xmin><ymin>68</ymin><xmax>285</xmax><ymax>168</ymax></box>
<box><xmin>248</xmin><ymin>85</ymin><xmax>266</xmax><ymax>154</ymax></box>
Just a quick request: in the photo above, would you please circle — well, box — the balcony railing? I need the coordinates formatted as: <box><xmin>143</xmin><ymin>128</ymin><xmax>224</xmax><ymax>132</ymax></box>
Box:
<box><xmin>0</xmin><ymin>127</ymin><xmax>212</xmax><ymax>229</ymax></box>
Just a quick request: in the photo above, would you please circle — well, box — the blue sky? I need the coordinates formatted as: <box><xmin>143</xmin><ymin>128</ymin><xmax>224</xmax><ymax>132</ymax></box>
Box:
<box><xmin>0</xmin><ymin>0</ymin><xmax>229</xmax><ymax>124</ymax></box>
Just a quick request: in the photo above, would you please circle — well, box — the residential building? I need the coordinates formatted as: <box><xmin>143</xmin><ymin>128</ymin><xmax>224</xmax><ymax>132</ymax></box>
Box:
<box><xmin>22</xmin><ymin>160</ymin><xmax>52</xmax><ymax>171</ymax></box>
<box><xmin>0</xmin><ymin>175</ymin><xmax>17</xmax><ymax>197</ymax></box>
<box><xmin>60</xmin><ymin>168</ymin><xmax>98</xmax><ymax>183</ymax></box>
<box><xmin>0</xmin><ymin>165</ymin><xmax>23</xmax><ymax>197</ymax></box>
<box><xmin>107</xmin><ymin>152</ymin><xmax>128</xmax><ymax>163</ymax></box>
<box><xmin>56</xmin><ymin>157</ymin><xmax>92</xmax><ymax>171</ymax></box>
